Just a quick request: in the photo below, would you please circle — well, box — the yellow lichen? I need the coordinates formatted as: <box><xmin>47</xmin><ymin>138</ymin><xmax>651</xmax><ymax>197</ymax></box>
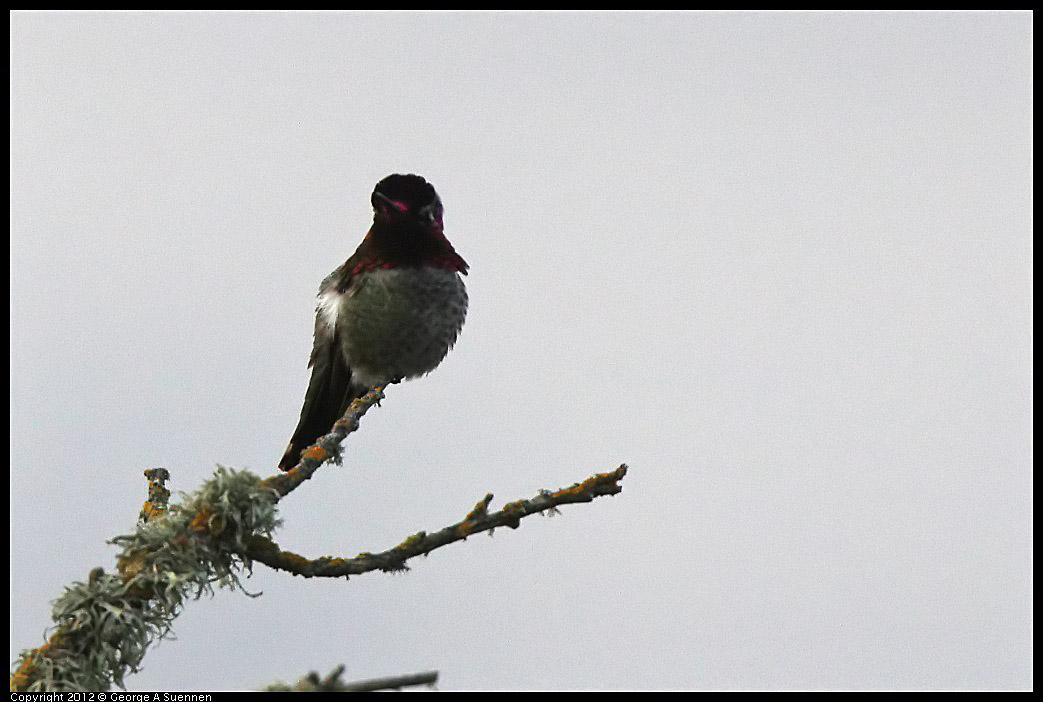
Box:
<box><xmin>301</xmin><ymin>446</ymin><xmax>327</xmax><ymax>463</ymax></box>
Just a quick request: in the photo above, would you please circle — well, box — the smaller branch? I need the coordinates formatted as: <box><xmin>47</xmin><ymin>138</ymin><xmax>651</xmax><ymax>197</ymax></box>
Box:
<box><xmin>139</xmin><ymin>468</ymin><xmax>171</xmax><ymax>523</ymax></box>
<box><xmin>247</xmin><ymin>464</ymin><xmax>629</xmax><ymax>578</ymax></box>
<box><xmin>261</xmin><ymin>385</ymin><xmax>387</xmax><ymax>499</ymax></box>
<box><xmin>341</xmin><ymin>670</ymin><xmax>439</xmax><ymax>692</ymax></box>
<box><xmin>265</xmin><ymin>666</ymin><xmax>438</xmax><ymax>692</ymax></box>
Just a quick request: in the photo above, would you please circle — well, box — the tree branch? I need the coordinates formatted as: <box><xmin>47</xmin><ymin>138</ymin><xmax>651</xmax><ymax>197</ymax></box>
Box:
<box><xmin>265</xmin><ymin>666</ymin><xmax>439</xmax><ymax>692</ymax></box>
<box><xmin>10</xmin><ymin>385</ymin><xmax>629</xmax><ymax>692</ymax></box>
<box><xmin>247</xmin><ymin>464</ymin><xmax>629</xmax><ymax>578</ymax></box>
<box><xmin>261</xmin><ymin>384</ymin><xmax>388</xmax><ymax>498</ymax></box>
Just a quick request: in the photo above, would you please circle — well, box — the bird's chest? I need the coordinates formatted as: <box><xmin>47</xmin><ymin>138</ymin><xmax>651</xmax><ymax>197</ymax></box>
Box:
<box><xmin>319</xmin><ymin>267</ymin><xmax>467</xmax><ymax>382</ymax></box>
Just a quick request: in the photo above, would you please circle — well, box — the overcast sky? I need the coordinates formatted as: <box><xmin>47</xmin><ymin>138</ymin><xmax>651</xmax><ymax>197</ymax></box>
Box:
<box><xmin>10</xmin><ymin>11</ymin><xmax>1032</xmax><ymax>692</ymax></box>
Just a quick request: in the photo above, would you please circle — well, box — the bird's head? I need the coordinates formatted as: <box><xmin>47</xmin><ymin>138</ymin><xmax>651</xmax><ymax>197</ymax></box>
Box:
<box><xmin>371</xmin><ymin>174</ymin><xmax>444</xmax><ymax>233</ymax></box>
<box><xmin>360</xmin><ymin>174</ymin><xmax>467</xmax><ymax>275</ymax></box>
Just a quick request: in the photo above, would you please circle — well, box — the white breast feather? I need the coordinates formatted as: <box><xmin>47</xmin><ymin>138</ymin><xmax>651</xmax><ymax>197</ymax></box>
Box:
<box><xmin>317</xmin><ymin>288</ymin><xmax>342</xmax><ymax>330</ymax></box>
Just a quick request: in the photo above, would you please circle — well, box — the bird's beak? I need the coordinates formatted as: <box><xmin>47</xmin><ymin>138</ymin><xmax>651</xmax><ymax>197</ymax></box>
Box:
<box><xmin>373</xmin><ymin>191</ymin><xmax>406</xmax><ymax>213</ymax></box>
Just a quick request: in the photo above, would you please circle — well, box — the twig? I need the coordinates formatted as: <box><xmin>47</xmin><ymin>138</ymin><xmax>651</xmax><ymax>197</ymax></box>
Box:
<box><xmin>246</xmin><ymin>465</ymin><xmax>629</xmax><ymax>578</ymax></box>
<box><xmin>340</xmin><ymin>669</ymin><xmax>439</xmax><ymax>692</ymax></box>
<box><xmin>261</xmin><ymin>385</ymin><xmax>387</xmax><ymax>498</ymax></box>
<box><xmin>264</xmin><ymin>666</ymin><xmax>438</xmax><ymax>692</ymax></box>
<box><xmin>139</xmin><ymin>468</ymin><xmax>171</xmax><ymax>523</ymax></box>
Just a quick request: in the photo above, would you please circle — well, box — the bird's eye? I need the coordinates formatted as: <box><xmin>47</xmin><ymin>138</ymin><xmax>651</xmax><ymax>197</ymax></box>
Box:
<box><xmin>417</xmin><ymin>202</ymin><xmax>442</xmax><ymax>224</ymax></box>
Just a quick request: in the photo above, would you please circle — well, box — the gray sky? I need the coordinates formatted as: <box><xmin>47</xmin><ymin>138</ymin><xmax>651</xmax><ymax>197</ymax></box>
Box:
<box><xmin>9</xmin><ymin>11</ymin><xmax>1032</xmax><ymax>691</ymax></box>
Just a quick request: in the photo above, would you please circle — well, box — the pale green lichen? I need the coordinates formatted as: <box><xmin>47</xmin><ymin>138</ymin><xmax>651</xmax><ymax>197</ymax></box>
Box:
<box><xmin>13</xmin><ymin>465</ymin><xmax>281</xmax><ymax>691</ymax></box>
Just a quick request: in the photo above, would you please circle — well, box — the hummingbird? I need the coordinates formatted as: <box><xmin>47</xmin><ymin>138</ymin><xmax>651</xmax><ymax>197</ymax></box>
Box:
<box><xmin>278</xmin><ymin>174</ymin><xmax>468</xmax><ymax>471</ymax></box>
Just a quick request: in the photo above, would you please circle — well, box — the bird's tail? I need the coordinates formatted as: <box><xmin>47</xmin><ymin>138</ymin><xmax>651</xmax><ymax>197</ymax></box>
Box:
<box><xmin>278</xmin><ymin>341</ymin><xmax>360</xmax><ymax>471</ymax></box>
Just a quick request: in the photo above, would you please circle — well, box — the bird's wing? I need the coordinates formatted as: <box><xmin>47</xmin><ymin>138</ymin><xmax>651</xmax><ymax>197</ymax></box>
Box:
<box><xmin>278</xmin><ymin>266</ymin><xmax>358</xmax><ymax>471</ymax></box>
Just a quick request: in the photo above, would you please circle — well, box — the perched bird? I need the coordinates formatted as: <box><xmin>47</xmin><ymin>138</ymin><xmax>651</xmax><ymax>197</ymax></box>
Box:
<box><xmin>279</xmin><ymin>174</ymin><xmax>468</xmax><ymax>471</ymax></box>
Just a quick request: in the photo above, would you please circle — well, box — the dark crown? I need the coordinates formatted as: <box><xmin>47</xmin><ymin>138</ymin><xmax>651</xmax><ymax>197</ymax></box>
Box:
<box><xmin>372</xmin><ymin>174</ymin><xmax>438</xmax><ymax>211</ymax></box>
